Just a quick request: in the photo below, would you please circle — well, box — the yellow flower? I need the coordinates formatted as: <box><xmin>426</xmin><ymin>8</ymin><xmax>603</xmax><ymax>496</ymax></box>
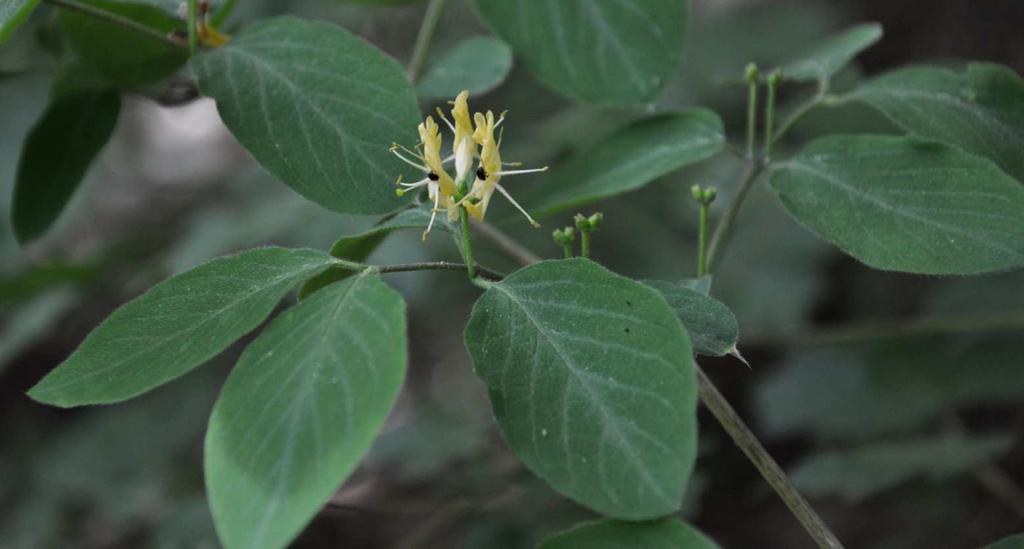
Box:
<box><xmin>390</xmin><ymin>115</ymin><xmax>458</xmax><ymax>240</ymax></box>
<box><xmin>437</xmin><ymin>90</ymin><xmax>476</xmax><ymax>186</ymax></box>
<box><xmin>460</xmin><ymin>110</ymin><xmax>547</xmax><ymax>227</ymax></box>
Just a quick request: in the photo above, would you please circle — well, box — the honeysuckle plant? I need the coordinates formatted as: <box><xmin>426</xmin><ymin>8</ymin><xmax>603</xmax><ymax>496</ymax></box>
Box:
<box><xmin>4</xmin><ymin>0</ymin><xmax>1024</xmax><ymax>547</ymax></box>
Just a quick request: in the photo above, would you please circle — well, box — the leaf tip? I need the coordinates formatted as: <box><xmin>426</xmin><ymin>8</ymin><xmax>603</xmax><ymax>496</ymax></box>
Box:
<box><xmin>728</xmin><ymin>346</ymin><xmax>751</xmax><ymax>370</ymax></box>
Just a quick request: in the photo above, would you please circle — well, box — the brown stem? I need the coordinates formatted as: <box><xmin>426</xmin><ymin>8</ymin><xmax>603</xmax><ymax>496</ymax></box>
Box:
<box><xmin>696</xmin><ymin>366</ymin><xmax>844</xmax><ymax>549</ymax></box>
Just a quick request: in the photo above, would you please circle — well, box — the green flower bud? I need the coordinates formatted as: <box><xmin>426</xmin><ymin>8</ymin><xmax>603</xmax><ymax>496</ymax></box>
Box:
<box><xmin>744</xmin><ymin>62</ymin><xmax>760</xmax><ymax>84</ymax></box>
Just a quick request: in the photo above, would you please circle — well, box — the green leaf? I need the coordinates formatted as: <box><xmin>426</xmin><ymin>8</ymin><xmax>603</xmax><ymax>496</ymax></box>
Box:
<box><xmin>59</xmin><ymin>0</ymin><xmax>188</xmax><ymax>88</ymax></box>
<box><xmin>12</xmin><ymin>89</ymin><xmax>121</xmax><ymax>243</ymax></box>
<box><xmin>770</xmin><ymin>135</ymin><xmax>1024</xmax><ymax>274</ymax></box>
<box><xmin>298</xmin><ymin>206</ymin><xmax>453</xmax><ymax>298</ymax></box>
<box><xmin>205</xmin><ymin>272</ymin><xmax>406</xmax><ymax>549</ymax></box>
<box><xmin>191</xmin><ymin>16</ymin><xmax>421</xmax><ymax>215</ymax></box>
<box><xmin>464</xmin><ymin>259</ymin><xmax>698</xmax><ymax>519</ymax></box>
<box><xmin>642</xmin><ymin>280</ymin><xmax>738</xmax><ymax>357</ymax></box>
<box><xmin>782</xmin><ymin>22</ymin><xmax>882</xmax><ymax>83</ymax></box>
<box><xmin>472</xmin><ymin>0</ymin><xmax>688</xmax><ymax>106</ymax></box>
<box><xmin>28</xmin><ymin>247</ymin><xmax>335</xmax><ymax>407</ymax></box>
<box><xmin>416</xmin><ymin>36</ymin><xmax>513</xmax><ymax>99</ymax></box>
<box><xmin>983</xmin><ymin>533</ymin><xmax>1024</xmax><ymax>549</ymax></box>
<box><xmin>790</xmin><ymin>434</ymin><xmax>1013</xmax><ymax>502</ymax></box>
<box><xmin>854</xmin><ymin>63</ymin><xmax>1024</xmax><ymax>183</ymax></box>
<box><xmin>522</xmin><ymin>111</ymin><xmax>724</xmax><ymax>218</ymax></box>
<box><xmin>0</xmin><ymin>0</ymin><xmax>41</xmax><ymax>45</ymax></box>
<box><xmin>540</xmin><ymin>518</ymin><xmax>720</xmax><ymax>549</ymax></box>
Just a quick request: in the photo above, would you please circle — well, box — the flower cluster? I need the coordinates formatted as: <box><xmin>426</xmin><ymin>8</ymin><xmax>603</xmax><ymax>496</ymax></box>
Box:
<box><xmin>391</xmin><ymin>91</ymin><xmax>547</xmax><ymax>240</ymax></box>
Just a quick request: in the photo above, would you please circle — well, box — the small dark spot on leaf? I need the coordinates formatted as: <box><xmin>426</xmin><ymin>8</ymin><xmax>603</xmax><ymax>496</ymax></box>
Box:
<box><xmin>624</xmin><ymin>327</ymin><xmax>631</xmax><ymax>334</ymax></box>
<box><xmin>625</xmin><ymin>300</ymin><xmax>632</xmax><ymax>307</ymax></box>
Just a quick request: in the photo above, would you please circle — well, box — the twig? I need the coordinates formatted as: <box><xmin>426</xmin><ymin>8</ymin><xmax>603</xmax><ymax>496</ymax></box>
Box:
<box><xmin>44</xmin><ymin>0</ymin><xmax>186</xmax><ymax>50</ymax></box>
<box><xmin>405</xmin><ymin>0</ymin><xmax>446</xmax><ymax>83</ymax></box>
<box><xmin>332</xmin><ymin>259</ymin><xmax>503</xmax><ymax>281</ymax></box>
<box><xmin>696</xmin><ymin>365</ymin><xmax>844</xmax><ymax>549</ymax></box>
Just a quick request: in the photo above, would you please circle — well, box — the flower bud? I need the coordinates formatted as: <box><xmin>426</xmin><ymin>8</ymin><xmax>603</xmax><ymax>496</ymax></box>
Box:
<box><xmin>744</xmin><ymin>62</ymin><xmax>760</xmax><ymax>84</ymax></box>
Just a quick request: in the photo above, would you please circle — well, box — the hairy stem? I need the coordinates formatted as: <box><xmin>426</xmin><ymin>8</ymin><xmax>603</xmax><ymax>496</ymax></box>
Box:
<box><xmin>696</xmin><ymin>366</ymin><xmax>844</xmax><ymax>548</ymax></box>
<box><xmin>763</xmin><ymin>72</ymin><xmax>780</xmax><ymax>160</ymax></box>
<box><xmin>332</xmin><ymin>259</ymin><xmax>502</xmax><ymax>281</ymax></box>
<box><xmin>771</xmin><ymin>81</ymin><xmax>830</xmax><ymax>147</ymax></box>
<box><xmin>406</xmin><ymin>0</ymin><xmax>447</xmax><ymax>83</ymax></box>
<box><xmin>579</xmin><ymin>230</ymin><xmax>592</xmax><ymax>259</ymax></box>
<box><xmin>745</xmin><ymin>70</ymin><xmax>759</xmax><ymax>159</ymax></box>
<box><xmin>44</xmin><ymin>0</ymin><xmax>186</xmax><ymax>49</ymax></box>
<box><xmin>459</xmin><ymin>207</ymin><xmax>478</xmax><ymax>280</ymax></box>
<box><xmin>696</xmin><ymin>202</ymin><xmax>710</xmax><ymax>277</ymax></box>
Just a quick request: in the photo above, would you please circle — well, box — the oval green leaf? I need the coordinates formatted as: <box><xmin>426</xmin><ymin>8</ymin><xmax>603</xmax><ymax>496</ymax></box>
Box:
<box><xmin>770</xmin><ymin>135</ymin><xmax>1024</xmax><ymax>274</ymax></box>
<box><xmin>855</xmin><ymin>63</ymin><xmax>1024</xmax><ymax>183</ymax></box>
<box><xmin>28</xmin><ymin>247</ymin><xmax>335</xmax><ymax>407</ymax></box>
<box><xmin>191</xmin><ymin>16</ymin><xmax>421</xmax><ymax>215</ymax></box>
<box><xmin>464</xmin><ymin>259</ymin><xmax>698</xmax><ymax>519</ymax></box>
<box><xmin>472</xmin><ymin>0</ymin><xmax>688</xmax><ymax>106</ymax></box>
<box><xmin>205</xmin><ymin>272</ymin><xmax>406</xmax><ymax>549</ymax></box>
<box><xmin>642</xmin><ymin>280</ymin><xmax>738</xmax><ymax>357</ymax></box>
<box><xmin>13</xmin><ymin>89</ymin><xmax>121</xmax><ymax>243</ymax></box>
<box><xmin>1</xmin><ymin>0</ymin><xmax>42</xmax><ymax>45</ymax></box>
<box><xmin>521</xmin><ymin>111</ymin><xmax>724</xmax><ymax>218</ymax></box>
<box><xmin>781</xmin><ymin>22</ymin><xmax>882</xmax><ymax>83</ymax></box>
<box><xmin>416</xmin><ymin>36</ymin><xmax>513</xmax><ymax>99</ymax></box>
<box><xmin>59</xmin><ymin>0</ymin><xmax>188</xmax><ymax>88</ymax></box>
<box><xmin>540</xmin><ymin>518</ymin><xmax>720</xmax><ymax>549</ymax></box>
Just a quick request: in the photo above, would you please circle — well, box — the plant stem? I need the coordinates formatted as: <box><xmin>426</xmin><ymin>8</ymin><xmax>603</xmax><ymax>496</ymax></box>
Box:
<box><xmin>771</xmin><ymin>82</ymin><xmax>830</xmax><ymax>148</ymax></box>
<box><xmin>332</xmin><ymin>259</ymin><xmax>502</xmax><ymax>280</ymax></box>
<box><xmin>706</xmin><ymin>84</ymin><xmax>832</xmax><ymax>274</ymax></box>
<box><xmin>763</xmin><ymin>71</ymin><xmax>780</xmax><ymax>160</ymax></box>
<box><xmin>704</xmin><ymin>160</ymin><xmax>763</xmax><ymax>273</ymax></box>
<box><xmin>746</xmin><ymin>73</ymin><xmax>759</xmax><ymax>159</ymax></box>
<box><xmin>406</xmin><ymin>0</ymin><xmax>446</xmax><ymax>83</ymax></box>
<box><xmin>696</xmin><ymin>365</ymin><xmax>844</xmax><ymax>549</ymax></box>
<box><xmin>44</xmin><ymin>0</ymin><xmax>186</xmax><ymax>50</ymax></box>
<box><xmin>696</xmin><ymin>202</ymin><xmax>710</xmax><ymax>277</ymax></box>
<box><xmin>561</xmin><ymin>244</ymin><xmax>573</xmax><ymax>259</ymax></box>
<box><xmin>579</xmin><ymin>230</ymin><xmax>591</xmax><ymax>259</ymax></box>
<box><xmin>186</xmin><ymin>0</ymin><xmax>198</xmax><ymax>54</ymax></box>
<box><xmin>459</xmin><ymin>207</ymin><xmax>477</xmax><ymax>280</ymax></box>
<box><xmin>741</xmin><ymin>312</ymin><xmax>1024</xmax><ymax>347</ymax></box>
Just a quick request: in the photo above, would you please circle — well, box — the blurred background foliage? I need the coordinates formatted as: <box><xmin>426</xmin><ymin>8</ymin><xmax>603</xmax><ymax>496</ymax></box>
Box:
<box><xmin>1</xmin><ymin>0</ymin><xmax>1023</xmax><ymax>547</ymax></box>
